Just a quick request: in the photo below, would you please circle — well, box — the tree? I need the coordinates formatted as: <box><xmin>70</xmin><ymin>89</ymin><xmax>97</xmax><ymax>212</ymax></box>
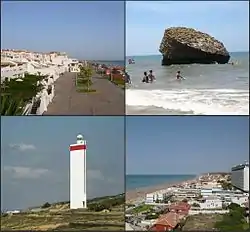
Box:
<box><xmin>78</xmin><ymin>66</ymin><xmax>93</xmax><ymax>91</ymax></box>
<box><xmin>1</xmin><ymin>73</ymin><xmax>45</xmax><ymax>105</ymax></box>
<box><xmin>192</xmin><ymin>203</ymin><xmax>200</xmax><ymax>207</ymax></box>
<box><xmin>1</xmin><ymin>95</ymin><xmax>28</xmax><ymax>116</ymax></box>
<box><xmin>41</xmin><ymin>202</ymin><xmax>51</xmax><ymax>209</ymax></box>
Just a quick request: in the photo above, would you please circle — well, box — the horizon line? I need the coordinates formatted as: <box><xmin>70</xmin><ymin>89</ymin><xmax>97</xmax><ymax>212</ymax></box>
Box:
<box><xmin>126</xmin><ymin>51</ymin><xmax>249</xmax><ymax>57</ymax></box>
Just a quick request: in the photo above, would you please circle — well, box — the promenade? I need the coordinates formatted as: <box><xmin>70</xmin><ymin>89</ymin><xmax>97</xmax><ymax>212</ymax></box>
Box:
<box><xmin>44</xmin><ymin>72</ymin><xmax>124</xmax><ymax>115</ymax></box>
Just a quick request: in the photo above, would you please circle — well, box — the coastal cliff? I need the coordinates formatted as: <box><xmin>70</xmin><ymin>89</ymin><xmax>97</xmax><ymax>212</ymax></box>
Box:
<box><xmin>159</xmin><ymin>27</ymin><xmax>230</xmax><ymax>65</ymax></box>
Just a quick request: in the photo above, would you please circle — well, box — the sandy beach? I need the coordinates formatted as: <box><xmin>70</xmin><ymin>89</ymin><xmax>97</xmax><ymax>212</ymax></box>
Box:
<box><xmin>126</xmin><ymin>178</ymin><xmax>197</xmax><ymax>203</ymax></box>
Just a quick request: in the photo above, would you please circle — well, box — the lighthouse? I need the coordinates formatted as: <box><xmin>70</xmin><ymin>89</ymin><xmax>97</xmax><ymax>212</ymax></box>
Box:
<box><xmin>69</xmin><ymin>134</ymin><xmax>87</xmax><ymax>209</ymax></box>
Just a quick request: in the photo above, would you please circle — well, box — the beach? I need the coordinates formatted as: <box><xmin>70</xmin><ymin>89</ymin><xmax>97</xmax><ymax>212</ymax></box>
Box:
<box><xmin>126</xmin><ymin>177</ymin><xmax>197</xmax><ymax>203</ymax></box>
<box><xmin>126</xmin><ymin>52</ymin><xmax>249</xmax><ymax>115</ymax></box>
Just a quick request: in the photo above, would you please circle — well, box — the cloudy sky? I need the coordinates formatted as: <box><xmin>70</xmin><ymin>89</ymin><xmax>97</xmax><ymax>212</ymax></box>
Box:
<box><xmin>1</xmin><ymin>116</ymin><xmax>124</xmax><ymax>211</ymax></box>
<box><xmin>126</xmin><ymin>1</ymin><xmax>249</xmax><ymax>55</ymax></box>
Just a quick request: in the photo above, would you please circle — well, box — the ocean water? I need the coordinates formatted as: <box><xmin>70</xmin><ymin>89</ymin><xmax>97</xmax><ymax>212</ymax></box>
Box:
<box><xmin>126</xmin><ymin>52</ymin><xmax>249</xmax><ymax>115</ymax></box>
<box><xmin>96</xmin><ymin>60</ymin><xmax>125</xmax><ymax>67</ymax></box>
<box><xmin>126</xmin><ymin>174</ymin><xmax>196</xmax><ymax>191</ymax></box>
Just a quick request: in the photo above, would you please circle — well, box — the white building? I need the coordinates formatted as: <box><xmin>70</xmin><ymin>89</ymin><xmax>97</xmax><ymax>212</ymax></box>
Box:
<box><xmin>145</xmin><ymin>193</ymin><xmax>166</xmax><ymax>203</ymax></box>
<box><xmin>199</xmin><ymin>196</ymin><xmax>223</xmax><ymax>209</ymax></box>
<box><xmin>231</xmin><ymin>196</ymin><xmax>249</xmax><ymax>207</ymax></box>
<box><xmin>70</xmin><ymin>134</ymin><xmax>87</xmax><ymax>209</ymax></box>
<box><xmin>1</xmin><ymin>49</ymin><xmax>79</xmax><ymax>115</ymax></box>
<box><xmin>231</xmin><ymin>161</ymin><xmax>249</xmax><ymax>192</ymax></box>
<box><xmin>68</xmin><ymin>59</ymin><xmax>81</xmax><ymax>72</ymax></box>
<box><xmin>200</xmin><ymin>189</ymin><xmax>213</xmax><ymax>197</ymax></box>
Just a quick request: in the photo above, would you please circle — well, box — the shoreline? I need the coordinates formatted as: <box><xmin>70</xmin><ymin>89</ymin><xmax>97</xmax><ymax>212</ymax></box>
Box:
<box><xmin>126</xmin><ymin>177</ymin><xmax>198</xmax><ymax>203</ymax></box>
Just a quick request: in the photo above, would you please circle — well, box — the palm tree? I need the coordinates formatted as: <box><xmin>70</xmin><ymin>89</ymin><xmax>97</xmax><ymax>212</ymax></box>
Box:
<box><xmin>1</xmin><ymin>73</ymin><xmax>45</xmax><ymax>104</ymax></box>
<box><xmin>1</xmin><ymin>95</ymin><xmax>28</xmax><ymax>116</ymax></box>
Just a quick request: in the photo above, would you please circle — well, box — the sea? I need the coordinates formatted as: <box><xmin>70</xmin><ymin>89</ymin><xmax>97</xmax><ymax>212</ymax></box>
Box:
<box><xmin>126</xmin><ymin>174</ymin><xmax>196</xmax><ymax>191</ymax></box>
<box><xmin>95</xmin><ymin>60</ymin><xmax>125</xmax><ymax>67</ymax></box>
<box><xmin>126</xmin><ymin>52</ymin><xmax>249</xmax><ymax>115</ymax></box>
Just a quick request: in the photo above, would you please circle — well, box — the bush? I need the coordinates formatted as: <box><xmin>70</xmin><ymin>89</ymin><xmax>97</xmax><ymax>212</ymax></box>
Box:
<box><xmin>41</xmin><ymin>202</ymin><xmax>51</xmax><ymax>209</ymax></box>
<box><xmin>87</xmin><ymin>195</ymin><xmax>124</xmax><ymax>212</ymax></box>
<box><xmin>192</xmin><ymin>203</ymin><xmax>200</xmax><ymax>207</ymax></box>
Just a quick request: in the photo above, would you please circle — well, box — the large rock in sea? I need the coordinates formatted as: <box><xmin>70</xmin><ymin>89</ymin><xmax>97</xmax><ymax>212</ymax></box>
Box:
<box><xmin>159</xmin><ymin>27</ymin><xmax>230</xmax><ymax>65</ymax></box>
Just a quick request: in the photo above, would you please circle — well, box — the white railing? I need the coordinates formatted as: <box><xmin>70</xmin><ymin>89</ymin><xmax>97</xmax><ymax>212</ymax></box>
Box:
<box><xmin>189</xmin><ymin>209</ymin><xmax>229</xmax><ymax>215</ymax></box>
<box><xmin>1</xmin><ymin>65</ymin><xmax>27</xmax><ymax>78</ymax></box>
<box><xmin>2</xmin><ymin>63</ymin><xmax>69</xmax><ymax>115</ymax></box>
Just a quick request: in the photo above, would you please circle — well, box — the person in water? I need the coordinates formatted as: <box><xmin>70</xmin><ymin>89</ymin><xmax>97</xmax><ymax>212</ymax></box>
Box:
<box><xmin>148</xmin><ymin>70</ymin><xmax>156</xmax><ymax>82</ymax></box>
<box><xmin>176</xmin><ymin>71</ymin><xmax>184</xmax><ymax>80</ymax></box>
<box><xmin>125</xmin><ymin>72</ymin><xmax>131</xmax><ymax>84</ymax></box>
<box><xmin>142</xmin><ymin>71</ymin><xmax>149</xmax><ymax>83</ymax></box>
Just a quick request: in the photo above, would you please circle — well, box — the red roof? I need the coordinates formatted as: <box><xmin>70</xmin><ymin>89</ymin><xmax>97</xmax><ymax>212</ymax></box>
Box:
<box><xmin>154</xmin><ymin>212</ymin><xmax>179</xmax><ymax>228</ymax></box>
<box><xmin>169</xmin><ymin>202</ymin><xmax>191</xmax><ymax>213</ymax></box>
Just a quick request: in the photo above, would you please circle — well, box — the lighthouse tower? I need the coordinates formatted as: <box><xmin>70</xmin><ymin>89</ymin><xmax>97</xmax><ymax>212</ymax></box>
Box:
<box><xmin>69</xmin><ymin>134</ymin><xmax>87</xmax><ymax>209</ymax></box>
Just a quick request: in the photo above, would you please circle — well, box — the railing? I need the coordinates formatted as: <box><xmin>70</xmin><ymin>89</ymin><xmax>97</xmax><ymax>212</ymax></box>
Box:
<box><xmin>1</xmin><ymin>65</ymin><xmax>27</xmax><ymax>78</ymax></box>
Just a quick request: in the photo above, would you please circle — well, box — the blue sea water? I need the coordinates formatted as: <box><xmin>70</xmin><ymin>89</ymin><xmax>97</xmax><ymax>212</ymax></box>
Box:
<box><xmin>96</xmin><ymin>60</ymin><xmax>124</xmax><ymax>67</ymax></box>
<box><xmin>126</xmin><ymin>174</ymin><xmax>196</xmax><ymax>191</ymax></box>
<box><xmin>126</xmin><ymin>52</ymin><xmax>249</xmax><ymax>115</ymax></box>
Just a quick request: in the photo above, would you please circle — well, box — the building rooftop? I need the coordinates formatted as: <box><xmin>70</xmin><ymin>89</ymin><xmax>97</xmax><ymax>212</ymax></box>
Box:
<box><xmin>232</xmin><ymin>162</ymin><xmax>249</xmax><ymax>171</ymax></box>
<box><xmin>153</xmin><ymin>212</ymin><xmax>179</xmax><ymax>228</ymax></box>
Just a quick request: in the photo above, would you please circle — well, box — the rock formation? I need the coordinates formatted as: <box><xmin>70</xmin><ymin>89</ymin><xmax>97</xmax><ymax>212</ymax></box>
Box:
<box><xmin>159</xmin><ymin>27</ymin><xmax>230</xmax><ymax>65</ymax></box>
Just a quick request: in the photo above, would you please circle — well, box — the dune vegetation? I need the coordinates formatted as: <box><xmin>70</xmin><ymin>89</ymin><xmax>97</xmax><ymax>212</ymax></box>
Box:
<box><xmin>1</xmin><ymin>194</ymin><xmax>125</xmax><ymax>231</ymax></box>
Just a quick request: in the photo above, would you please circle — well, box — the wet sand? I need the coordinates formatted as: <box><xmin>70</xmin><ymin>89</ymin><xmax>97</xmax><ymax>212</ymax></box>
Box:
<box><xmin>126</xmin><ymin>178</ymin><xmax>197</xmax><ymax>203</ymax></box>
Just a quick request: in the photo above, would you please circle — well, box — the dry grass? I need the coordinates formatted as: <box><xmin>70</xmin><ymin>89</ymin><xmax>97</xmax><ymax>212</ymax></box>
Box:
<box><xmin>182</xmin><ymin>214</ymin><xmax>224</xmax><ymax>231</ymax></box>
<box><xmin>1</xmin><ymin>202</ymin><xmax>124</xmax><ymax>231</ymax></box>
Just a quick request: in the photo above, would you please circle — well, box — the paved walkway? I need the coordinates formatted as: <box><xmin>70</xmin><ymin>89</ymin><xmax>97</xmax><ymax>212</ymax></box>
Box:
<box><xmin>44</xmin><ymin>72</ymin><xmax>124</xmax><ymax>115</ymax></box>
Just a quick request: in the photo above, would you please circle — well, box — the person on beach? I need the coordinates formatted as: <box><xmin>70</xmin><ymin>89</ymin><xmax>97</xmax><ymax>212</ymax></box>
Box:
<box><xmin>142</xmin><ymin>71</ymin><xmax>149</xmax><ymax>83</ymax></box>
<box><xmin>176</xmin><ymin>70</ymin><xmax>185</xmax><ymax>80</ymax></box>
<box><xmin>148</xmin><ymin>70</ymin><xmax>156</xmax><ymax>82</ymax></box>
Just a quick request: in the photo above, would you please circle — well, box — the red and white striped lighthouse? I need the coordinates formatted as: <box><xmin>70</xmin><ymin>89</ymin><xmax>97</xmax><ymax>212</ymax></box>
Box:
<box><xmin>69</xmin><ymin>134</ymin><xmax>87</xmax><ymax>209</ymax></box>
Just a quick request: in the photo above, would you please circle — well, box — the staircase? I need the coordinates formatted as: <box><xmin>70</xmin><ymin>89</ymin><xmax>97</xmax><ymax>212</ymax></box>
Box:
<box><xmin>30</xmin><ymin>99</ymin><xmax>41</xmax><ymax>115</ymax></box>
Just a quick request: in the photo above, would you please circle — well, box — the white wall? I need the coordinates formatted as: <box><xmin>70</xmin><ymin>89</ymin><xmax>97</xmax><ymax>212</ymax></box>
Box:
<box><xmin>189</xmin><ymin>209</ymin><xmax>229</xmax><ymax>215</ymax></box>
<box><xmin>231</xmin><ymin>165</ymin><xmax>249</xmax><ymax>191</ymax></box>
<box><xmin>200</xmin><ymin>199</ymin><xmax>222</xmax><ymax>209</ymax></box>
<box><xmin>244</xmin><ymin>167</ymin><xmax>249</xmax><ymax>191</ymax></box>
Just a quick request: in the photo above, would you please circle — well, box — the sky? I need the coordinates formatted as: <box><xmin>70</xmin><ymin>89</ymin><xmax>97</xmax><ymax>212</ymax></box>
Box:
<box><xmin>1</xmin><ymin>116</ymin><xmax>124</xmax><ymax>211</ymax></box>
<box><xmin>1</xmin><ymin>1</ymin><xmax>124</xmax><ymax>60</ymax></box>
<box><xmin>126</xmin><ymin>116</ymin><xmax>249</xmax><ymax>175</ymax></box>
<box><xmin>126</xmin><ymin>1</ymin><xmax>249</xmax><ymax>56</ymax></box>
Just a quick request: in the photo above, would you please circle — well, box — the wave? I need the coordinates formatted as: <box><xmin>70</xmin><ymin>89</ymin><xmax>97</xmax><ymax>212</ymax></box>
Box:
<box><xmin>126</xmin><ymin>88</ymin><xmax>249</xmax><ymax>115</ymax></box>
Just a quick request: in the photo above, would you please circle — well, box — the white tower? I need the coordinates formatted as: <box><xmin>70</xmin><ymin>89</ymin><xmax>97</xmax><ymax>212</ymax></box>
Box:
<box><xmin>70</xmin><ymin>134</ymin><xmax>87</xmax><ymax>209</ymax></box>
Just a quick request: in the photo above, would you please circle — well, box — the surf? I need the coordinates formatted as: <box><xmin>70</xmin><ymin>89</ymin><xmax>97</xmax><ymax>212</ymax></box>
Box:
<box><xmin>126</xmin><ymin>88</ymin><xmax>249</xmax><ymax>115</ymax></box>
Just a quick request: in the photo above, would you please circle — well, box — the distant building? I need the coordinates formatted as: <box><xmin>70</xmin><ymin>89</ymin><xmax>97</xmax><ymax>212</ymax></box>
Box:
<box><xmin>200</xmin><ymin>189</ymin><xmax>213</xmax><ymax>197</ymax></box>
<box><xmin>6</xmin><ymin>210</ymin><xmax>20</xmax><ymax>214</ymax></box>
<box><xmin>69</xmin><ymin>59</ymin><xmax>80</xmax><ymax>72</ymax></box>
<box><xmin>199</xmin><ymin>196</ymin><xmax>223</xmax><ymax>209</ymax></box>
<box><xmin>231</xmin><ymin>161</ymin><xmax>249</xmax><ymax>192</ymax></box>
<box><xmin>169</xmin><ymin>202</ymin><xmax>191</xmax><ymax>215</ymax></box>
<box><xmin>231</xmin><ymin>196</ymin><xmax>249</xmax><ymax>207</ymax></box>
<box><xmin>145</xmin><ymin>193</ymin><xmax>167</xmax><ymax>203</ymax></box>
